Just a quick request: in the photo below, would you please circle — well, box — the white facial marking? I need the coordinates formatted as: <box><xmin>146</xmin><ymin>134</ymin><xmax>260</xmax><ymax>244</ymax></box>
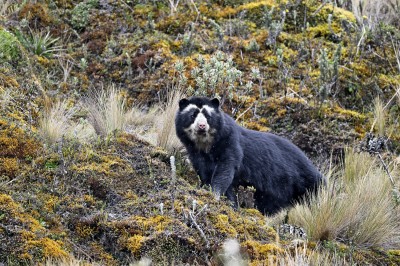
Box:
<box><xmin>181</xmin><ymin>104</ymin><xmax>199</xmax><ymax>114</ymax></box>
<box><xmin>192</xmin><ymin>113</ymin><xmax>209</xmax><ymax>131</ymax></box>
<box><xmin>202</xmin><ymin>105</ymin><xmax>215</xmax><ymax>115</ymax></box>
<box><xmin>182</xmin><ymin>105</ymin><xmax>217</xmax><ymax>152</ymax></box>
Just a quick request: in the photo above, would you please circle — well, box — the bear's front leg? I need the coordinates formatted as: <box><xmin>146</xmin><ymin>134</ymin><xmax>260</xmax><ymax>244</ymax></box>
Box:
<box><xmin>210</xmin><ymin>163</ymin><xmax>236</xmax><ymax>200</ymax></box>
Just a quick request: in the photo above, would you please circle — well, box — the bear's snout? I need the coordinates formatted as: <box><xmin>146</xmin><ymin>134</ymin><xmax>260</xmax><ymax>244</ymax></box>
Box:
<box><xmin>198</xmin><ymin>123</ymin><xmax>206</xmax><ymax>130</ymax></box>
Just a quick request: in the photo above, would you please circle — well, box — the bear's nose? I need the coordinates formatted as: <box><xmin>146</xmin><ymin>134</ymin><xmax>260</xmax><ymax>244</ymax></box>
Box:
<box><xmin>198</xmin><ymin>123</ymin><xmax>206</xmax><ymax>130</ymax></box>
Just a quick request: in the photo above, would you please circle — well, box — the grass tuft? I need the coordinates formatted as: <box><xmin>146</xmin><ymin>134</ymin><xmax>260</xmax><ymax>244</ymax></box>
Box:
<box><xmin>289</xmin><ymin>149</ymin><xmax>400</xmax><ymax>248</ymax></box>
<box><xmin>39</xmin><ymin>100</ymin><xmax>75</xmax><ymax>145</ymax></box>
<box><xmin>276</xmin><ymin>244</ymin><xmax>347</xmax><ymax>266</ymax></box>
<box><xmin>156</xmin><ymin>88</ymin><xmax>185</xmax><ymax>153</ymax></box>
<box><xmin>372</xmin><ymin>96</ymin><xmax>386</xmax><ymax>136</ymax></box>
<box><xmin>0</xmin><ymin>0</ymin><xmax>11</xmax><ymax>17</ymax></box>
<box><xmin>85</xmin><ymin>86</ymin><xmax>130</xmax><ymax>137</ymax></box>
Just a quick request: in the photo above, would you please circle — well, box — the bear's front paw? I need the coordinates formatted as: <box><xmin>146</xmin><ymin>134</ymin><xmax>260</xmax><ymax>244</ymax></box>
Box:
<box><xmin>214</xmin><ymin>192</ymin><xmax>221</xmax><ymax>201</ymax></box>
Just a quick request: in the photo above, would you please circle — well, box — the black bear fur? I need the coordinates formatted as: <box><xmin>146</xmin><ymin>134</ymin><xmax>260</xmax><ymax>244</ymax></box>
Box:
<box><xmin>175</xmin><ymin>96</ymin><xmax>324</xmax><ymax>215</ymax></box>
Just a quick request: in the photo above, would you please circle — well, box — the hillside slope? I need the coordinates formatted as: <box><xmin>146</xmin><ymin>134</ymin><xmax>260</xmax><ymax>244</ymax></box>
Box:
<box><xmin>1</xmin><ymin>0</ymin><xmax>400</xmax><ymax>265</ymax></box>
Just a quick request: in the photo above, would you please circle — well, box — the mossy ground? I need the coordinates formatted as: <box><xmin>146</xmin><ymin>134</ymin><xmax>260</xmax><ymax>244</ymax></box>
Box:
<box><xmin>0</xmin><ymin>0</ymin><xmax>399</xmax><ymax>264</ymax></box>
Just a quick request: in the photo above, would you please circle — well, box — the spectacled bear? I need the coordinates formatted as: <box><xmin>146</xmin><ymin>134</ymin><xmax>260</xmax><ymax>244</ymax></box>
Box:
<box><xmin>175</xmin><ymin>96</ymin><xmax>324</xmax><ymax>215</ymax></box>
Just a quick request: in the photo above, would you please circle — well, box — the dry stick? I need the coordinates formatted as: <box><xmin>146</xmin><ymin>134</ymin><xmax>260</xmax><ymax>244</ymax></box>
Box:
<box><xmin>189</xmin><ymin>211</ymin><xmax>209</xmax><ymax>248</ymax></box>
<box><xmin>390</xmin><ymin>34</ymin><xmax>400</xmax><ymax>73</ymax></box>
<box><xmin>119</xmin><ymin>0</ymin><xmax>134</xmax><ymax>12</ymax></box>
<box><xmin>195</xmin><ymin>203</ymin><xmax>208</xmax><ymax>217</ymax></box>
<box><xmin>312</xmin><ymin>0</ymin><xmax>328</xmax><ymax>16</ymax></box>
<box><xmin>376</xmin><ymin>152</ymin><xmax>395</xmax><ymax>186</ymax></box>
<box><xmin>65</xmin><ymin>239</ymin><xmax>93</xmax><ymax>261</ymax></box>
<box><xmin>187</xmin><ymin>0</ymin><xmax>200</xmax><ymax>21</ymax></box>
<box><xmin>356</xmin><ymin>25</ymin><xmax>366</xmax><ymax>56</ymax></box>
<box><xmin>2</xmin><ymin>174</ymin><xmax>23</xmax><ymax>186</ymax></box>
<box><xmin>170</xmin><ymin>155</ymin><xmax>177</xmax><ymax>213</ymax></box>
<box><xmin>235</xmin><ymin>103</ymin><xmax>254</xmax><ymax>122</ymax></box>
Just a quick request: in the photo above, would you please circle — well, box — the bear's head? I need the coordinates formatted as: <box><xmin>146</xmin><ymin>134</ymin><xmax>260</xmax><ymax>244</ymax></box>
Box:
<box><xmin>175</xmin><ymin>97</ymin><xmax>222</xmax><ymax>152</ymax></box>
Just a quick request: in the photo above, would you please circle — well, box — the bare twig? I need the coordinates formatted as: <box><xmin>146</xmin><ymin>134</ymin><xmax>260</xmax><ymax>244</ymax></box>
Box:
<box><xmin>376</xmin><ymin>153</ymin><xmax>395</xmax><ymax>186</ymax></box>
<box><xmin>235</xmin><ymin>103</ymin><xmax>254</xmax><ymax>122</ymax></box>
<box><xmin>356</xmin><ymin>25</ymin><xmax>366</xmax><ymax>55</ymax></box>
<box><xmin>168</xmin><ymin>0</ymin><xmax>181</xmax><ymax>16</ymax></box>
<box><xmin>170</xmin><ymin>155</ymin><xmax>177</xmax><ymax>213</ymax></box>
<box><xmin>195</xmin><ymin>203</ymin><xmax>208</xmax><ymax>217</ymax></box>
<box><xmin>189</xmin><ymin>211</ymin><xmax>209</xmax><ymax>248</ymax></box>
<box><xmin>119</xmin><ymin>0</ymin><xmax>134</xmax><ymax>12</ymax></box>
<box><xmin>312</xmin><ymin>0</ymin><xmax>328</xmax><ymax>16</ymax></box>
<box><xmin>390</xmin><ymin>35</ymin><xmax>400</xmax><ymax>73</ymax></box>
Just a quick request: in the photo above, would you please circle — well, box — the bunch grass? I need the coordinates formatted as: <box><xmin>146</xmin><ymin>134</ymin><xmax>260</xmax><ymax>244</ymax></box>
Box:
<box><xmin>290</xmin><ymin>149</ymin><xmax>400</xmax><ymax>248</ymax></box>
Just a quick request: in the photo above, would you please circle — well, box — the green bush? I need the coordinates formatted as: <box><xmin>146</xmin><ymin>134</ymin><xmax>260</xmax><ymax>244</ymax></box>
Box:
<box><xmin>0</xmin><ymin>29</ymin><xmax>20</xmax><ymax>63</ymax></box>
<box><xmin>71</xmin><ymin>0</ymin><xmax>99</xmax><ymax>30</ymax></box>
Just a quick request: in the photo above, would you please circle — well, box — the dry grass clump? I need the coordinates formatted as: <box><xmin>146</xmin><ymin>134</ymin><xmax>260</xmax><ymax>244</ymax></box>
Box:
<box><xmin>66</xmin><ymin>118</ymin><xmax>96</xmax><ymax>143</ymax></box>
<box><xmin>44</xmin><ymin>256</ymin><xmax>152</xmax><ymax>266</ymax></box>
<box><xmin>290</xmin><ymin>149</ymin><xmax>400</xmax><ymax>248</ymax></box>
<box><xmin>43</xmin><ymin>256</ymin><xmax>101</xmax><ymax>266</ymax></box>
<box><xmin>124</xmin><ymin>105</ymin><xmax>160</xmax><ymax>144</ymax></box>
<box><xmin>155</xmin><ymin>88</ymin><xmax>185</xmax><ymax>153</ymax></box>
<box><xmin>276</xmin><ymin>244</ymin><xmax>347</xmax><ymax>266</ymax></box>
<box><xmin>39</xmin><ymin>100</ymin><xmax>75</xmax><ymax>145</ymax></box>
<box><xmin>352</xmin><ymin>0</ymin><xmax>400</xmax><ymax>29</ymax></box>
<box><xmin>0</xmin><ymin>0</ymin><xmax>12</xmax><ymax>17</ymax></box>
<box><xmin>85</xmin><ymin>85</ymin><xmax>131</xmax><ymax>137</ymax></box>
<box><xmin>123</xmin><ymin>88</ymin><xmax>185</xmax><ymax>153</ymax></box>
<box><xmin>371</xmin><ymin>96</ymin><xmax>387</xmax><ymax>136</ymax></box>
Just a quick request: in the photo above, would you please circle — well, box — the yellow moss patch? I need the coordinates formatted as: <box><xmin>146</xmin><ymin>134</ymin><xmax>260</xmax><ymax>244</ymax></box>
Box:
<box><xmin>19</xmin><ymin>2</ymin><xmax>53</xmax><ymax>26</ymax></box>
<box><xmin>42</xmin><ymin>194</ymin><xmax>60</xmax><ymax>213</ymax></box>
<box><xmin>350</xmin><ymin>61</ymin><xmax>371</xmax><ymax>77</ymax></box>
<box><xmin>322</xmin><ymin>4</ymin><xmax>356</xmax><ymax>22</ymax></box>
<box><xmin>35</xmin><ymin>55</ymin><xmax>50</xmax><ymax>66</ymax></box>
<box><xmin>333</xmin><ymin>105</ymin><xmax>366</xmax><ymax>120</ymax></box>
<box><xmin>0</xmin><ymin>157</ymin><xmax>19</xmax><ymax>177</ymax></box>
<box><xmin>72</xmin><ymin>155</ymin><xmax>132</xmax><ymax>176</ymax></box>
<box><xmin>90</xmin><ymin>243</ymin><xmax>116</xmax><ymax>264</ymax></box>
<box><xmin>76</xmin><ymin>224</ymin><xmax>95</xmax><ymax>238</ymax></box>
<box><xmin>40</xmin><ymin>238</ymin><xmax>68</xmax><ymax>259</ymax></box>
<box><xmin>244</xmin><ymin>121</ymin><xmax>270</xmax><ymax>132</ymax></box>
<box><xmin>378</xmin><ymin>74</ymin><xmax>400</xmax><ymax>88</ymax></box>
<box><xmin>0</xmin><ymin>119</ymin><xmax>40</xmax><ymax>158</ymax></box>
<box><xmin>388</xmin><ymin>250</ymin><xmax>400</xmax><ymax>256</ymax></box>
<box><xmin>0</xmin><ymin>193</ymin><xmax>20</xmax><ymax>213</ymax></box>
<box><xmin>243</xmin><ymin>240</ymin><xmax>284</xmax><ymax>260</ymax></box>
<box><xmin>307</xmin><ymin>24</ymin><xmax>331</xmax><ymax>38</ymax></box>
<box><xmin>126</xmin><ymin>234</ymin><xmax>146</xmax><ymax>254</ymax></box>
<box><xmin>210</xmin><ymin>214</ymin><xmax>237</xmax><ymax>237</ymax></box>
<box><xmin>0</xmin><ymin>193</ymin><xmax>69</xmax><ymax>262</ymax></box>
<box><xmin>0</xmin><ymin>195</ymin><xmax>44</xmax><ymax>234</ymax></box>
<box><xmin>0</xmin><ymin>73</ymin><xmax>19</xmax><ymax>88</ymax></box>
<box><xmin>132</xmin><ymin>215</ymin><xmax>173</xmax><ymax>233</ymax></box>
<box><xmin>216</xmin><ymin>0</ymin><xmax>285</xmax><ymax>18</ymax></box>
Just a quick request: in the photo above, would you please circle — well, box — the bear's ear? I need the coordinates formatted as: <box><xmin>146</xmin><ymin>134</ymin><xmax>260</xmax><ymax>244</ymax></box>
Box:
<box><xmin>179</xmin><ymin>98</ymin><xmax>190</xmax><ymax>110</ymax></box>
<box><xmin>210</xmin><ymin>98</ymin><xmax>220</xmax><ymax>109</ymax></box>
